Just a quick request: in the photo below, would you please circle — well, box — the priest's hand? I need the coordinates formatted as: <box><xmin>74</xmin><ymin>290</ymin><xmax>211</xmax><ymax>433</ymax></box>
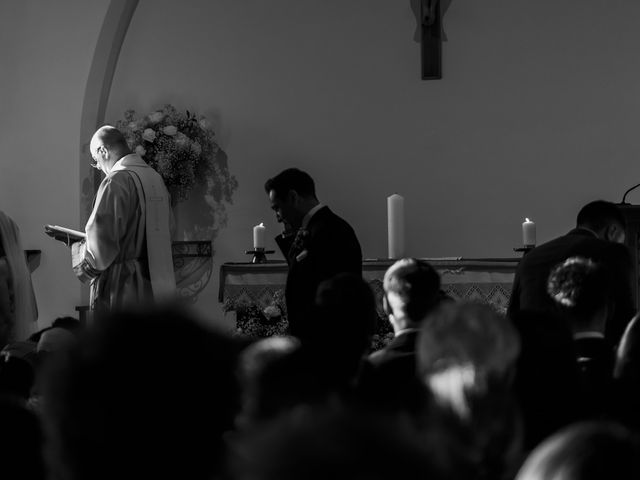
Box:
<box><xmin>71</xmin><ymin>240</ymin><xmax>85</xmax><ymax>260</ymax></box>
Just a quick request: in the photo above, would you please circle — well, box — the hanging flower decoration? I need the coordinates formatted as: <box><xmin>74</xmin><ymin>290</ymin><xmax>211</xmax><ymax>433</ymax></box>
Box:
<box><xmin>115</xmin><ymin>104</ymin><xmax>238</xmax><ymax>209</ymax></box>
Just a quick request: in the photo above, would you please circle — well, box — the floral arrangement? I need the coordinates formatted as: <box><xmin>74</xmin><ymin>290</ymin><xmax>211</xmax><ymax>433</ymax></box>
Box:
<box><xmin>226</xmin><ymin>290</ymin><xmax>289</xmax><ymax>339</ymax></box>
<box><xmin>370</xmin><ymin>319</ymin><xmax>394</xmax><ymax>351</ymax></box>
<box><xmin>115</xmin><ymin>104</ymin><xmax>238</xmax><ymax>210</ymax></box>
<box><xmin>224</xmin><ymin>288</ymin><xmax>395</xmax><ymax>351</ymax></box>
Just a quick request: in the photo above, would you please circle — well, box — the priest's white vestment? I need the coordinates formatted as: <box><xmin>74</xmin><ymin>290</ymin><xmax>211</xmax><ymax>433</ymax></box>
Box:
<box><xmin>73</xmin><ymin>154</ymin><xmax>176</xmax><ymax>311</ymax></box>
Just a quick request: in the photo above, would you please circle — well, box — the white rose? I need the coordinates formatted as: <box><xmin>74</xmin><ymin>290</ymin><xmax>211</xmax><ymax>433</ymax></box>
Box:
<box><xmin>175</xmin><ymin>132</ymin><xmax>189</xmax><ymax>147</ymax></box>
<box><xmin>135</xmin><ymin>145</ymin><xmax>146</xmax><ymax>156</ymax></box>
<box><xmin>148</xmin><ymin>111</ymin><xmax>164</xmax><ymax>123</ymax></box>
<box><xmin>163</xmin><ymin>125</ymin><xmax>178</xmax><ymax>136</ymax></box>
<box><xmin>199</xmin><ymin>117</ymin><xmax>210</xmax><ymax>130</ymax></box>
<box><xmin>142</xmin><ymin>128</ymin><xmax>156</xmax><ymax>142</ymax></box>
<box><xmin>263</xmin><ymin>305</ymin><xmax>281</xmax><ymax>319</ymax></box>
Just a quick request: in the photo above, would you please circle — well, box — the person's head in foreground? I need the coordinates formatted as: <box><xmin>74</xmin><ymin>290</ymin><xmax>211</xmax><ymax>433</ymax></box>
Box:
<box><xmin>515</xmin><ymin>421</ymin><xmax>640</xmax><ymax>480</ymax></box>
<box><xmin>41</xmin><ymin>305</ymin><xmax>239</xmax><ymax>480</ymax></box>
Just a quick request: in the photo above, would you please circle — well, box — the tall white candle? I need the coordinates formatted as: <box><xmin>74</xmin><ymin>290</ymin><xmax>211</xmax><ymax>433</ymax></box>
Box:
<box><xmin>253</xmin><ymin>222</ymin><xmax>266</xmax><ymax>249</ymax></box>
<box><xmin>522</xmin><ymin>218</ymin><xmax>536</xmax><ymax>247</ymax></box>
<box><xmin>388</xmin><ymin>194</ymin><xmax>405</xmax><ymax>259</ymax></box>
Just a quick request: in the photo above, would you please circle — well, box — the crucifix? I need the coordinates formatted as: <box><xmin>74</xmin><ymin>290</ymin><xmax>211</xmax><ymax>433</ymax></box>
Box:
<box><xmin>412</xmin><ymin>0</ymin><xmax>452</xmax><ymax>80</ymax></box>
<box><xmin>421</xmin><ymin>0</ymin><xmax>442</xmax><ymax>79</ymax></box>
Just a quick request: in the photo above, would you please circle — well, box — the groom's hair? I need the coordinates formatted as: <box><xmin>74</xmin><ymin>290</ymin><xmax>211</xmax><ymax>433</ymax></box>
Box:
<box><xmin>265</xmin><ymin>168</ymin><xmax>317</xmax><ymax>200</ymax></box>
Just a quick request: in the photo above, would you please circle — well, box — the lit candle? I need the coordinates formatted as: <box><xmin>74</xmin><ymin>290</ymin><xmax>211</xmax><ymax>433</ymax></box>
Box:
<box><xmin>388</xmin><ymin>194</ymin><xmax>405</xmax><ymax>259</ymax></box>
<box><xmin>253</xmin><ymin>222</ymin><xmax>266</xmax><ymax>249</ymax></box>
<box><xmin>522</xmin><ymin>218</ymin><xmax>536</xmax><ymax>247</ymax></box>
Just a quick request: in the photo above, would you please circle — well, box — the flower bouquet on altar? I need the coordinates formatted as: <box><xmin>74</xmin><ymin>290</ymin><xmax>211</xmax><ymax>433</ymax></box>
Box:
<box><xmin>227</xmin><ymin>290</ymin><xmax>289</xmax><ymax>339</ymax></box>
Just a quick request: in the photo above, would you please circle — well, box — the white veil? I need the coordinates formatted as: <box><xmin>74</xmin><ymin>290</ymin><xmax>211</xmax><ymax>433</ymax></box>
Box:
<box><xmin>0</xmin><ymin>211</ymin><xmax>38</xmax><ymax>341</ymax></box>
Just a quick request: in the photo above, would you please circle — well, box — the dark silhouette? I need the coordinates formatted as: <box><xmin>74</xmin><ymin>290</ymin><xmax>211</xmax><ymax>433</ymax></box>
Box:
<box><xmin>547</xmin><ymin>256</ymin><xmax>615</xmax><ymax>418</ymax></box>
<box><xmin>236</xmin><ymin>335</ymin><xmax>303</xmax><ymax>429</ymax></box>
<box><xmin>230</xmin><ymin>403</ymin><xmax>465</xmax><ymax>480</ymax></box>
<box><xmin>508</xmin><ymin>200</ymin><xmax>634</xmax><ymax>348</ymax></box>
<box><xmin>515</xmin><ymin>421</ymin><xmax>640</xmax><ymax>480</ymax></box>
<box><xmin>358</xmin><ymin>258</ymin><xmax>442</xmax><ymax>414</ymax></box>
<box><xmin>265</xmin><ymin>168</ymin><xmax>362</xmax><ymax>343</ymax></box>
<box><xmin>417</xmin><ymin>302</ymin><xmax>523</xmax><ymax>480</ymax></box>
<box><xmin>0</xmin><ymin>395</ymin><xmax>46</xmax><ymax>480</ymax></box>
<box><xmin>511</xmin><ymin>309</ymin><xmax>584</xmax><ymax>451</ymax></box>
<box><xmin>41</xmin><ymin>306</ymin><xmax>240</xmax><ymax>480</ymax></box>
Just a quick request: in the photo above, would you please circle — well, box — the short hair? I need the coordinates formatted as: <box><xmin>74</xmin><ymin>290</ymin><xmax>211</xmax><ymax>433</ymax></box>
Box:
<box><xmin>576</xmin><ymin>200</ymin><xmax>626</xmax><ymax>231</ymax></box>
<box><xmin>547</xmin><ymin>256</ymin><xmax>610</xmax><ymax>319</ymax></box>
<box><xmin>264</xmin><ymin>168</ymin><xmax>316</xmax><ymax>200</ymax></box>
<box><xmin>93</xmin><ymin>125</ymin><xmax>130</xmax><ymax>152</ymax></box>
<box><xmin>417</xmin><ymin>302</ymin><xmax>520</xmax><ymax>417</ymax></box>
<box><xmin>52</xmin><ymin>316</ymin><xmax>81</xmax><ymax>331</ymax></box>
<box><xmin>237</xmin><ymin>336</ymin><xmax>302</xmax><ymax>426</ymax></box>
<box><xmin>383</xmin><ymin>258</ymin><xmax>441</xmax><ymax>322</ymax></box>
<box><xmin>515</xmin><ymin>421</ymin><xmax>640</xmax><ymax>480</ymax></box>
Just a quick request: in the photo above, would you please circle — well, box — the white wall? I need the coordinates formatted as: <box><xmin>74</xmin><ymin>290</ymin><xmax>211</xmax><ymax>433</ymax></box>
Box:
<box><xmin>103</xmin><ymin>0</ymin><xmax>640</xmax><ymax>329</ymax></box>
<box><xmin>0</xmin><ymin>0</ymin><xmax>110</xmax><ymax>327</ymax></box>
<box><xmin>5</xmin><ymin>0</ymin><xmax>640</xmax><ymax>330</ymax></box>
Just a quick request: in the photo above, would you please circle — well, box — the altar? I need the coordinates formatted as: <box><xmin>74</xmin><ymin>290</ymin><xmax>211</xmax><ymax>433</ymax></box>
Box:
<box><xmin>219</xmin><ymin>258</ymin><xmax>520</xmax><ymax>341</ymax></box>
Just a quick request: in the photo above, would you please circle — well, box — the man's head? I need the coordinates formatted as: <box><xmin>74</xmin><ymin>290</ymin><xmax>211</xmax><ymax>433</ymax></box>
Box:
<box><xmin>547</xmin><ymin>256</ymin><xmax>610</xmax><ymax>334</ymax></box>
<box><xmin>265</xmin><ymin>168</ymin><xmax>319</xmax><ymax>230</ymax></box>
<box><xmin>383</xmin><ymin>258</ymin><xmax>441</xmax><ymax>332</ymax></box>
<box><xmin>89</xmin><ymin>126</ymin><xmax>131</xmax><ymax>174</ymax></box>
<box><xmin>417</xmin><ymin>302</ymin><xmax>521</xmax><ymax>420</ymax></box>
<box><xmin>576</xmin><ymin>200</ymin><xmax>626</xmax><ymax>244</ymax></box>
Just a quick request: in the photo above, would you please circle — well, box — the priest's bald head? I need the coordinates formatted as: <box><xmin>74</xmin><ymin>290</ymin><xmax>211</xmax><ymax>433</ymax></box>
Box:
<box><xmin>89</xmin><ymin>125</ymin><xmax>132</xmax><ymax>174</ymax></box>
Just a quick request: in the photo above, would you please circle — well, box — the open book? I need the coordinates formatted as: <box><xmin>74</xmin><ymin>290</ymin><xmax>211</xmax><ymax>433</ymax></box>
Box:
<box><xmin>44</xmin><ymin>224</ymin><xmax>86</xmax><ymax>244</ymax></box>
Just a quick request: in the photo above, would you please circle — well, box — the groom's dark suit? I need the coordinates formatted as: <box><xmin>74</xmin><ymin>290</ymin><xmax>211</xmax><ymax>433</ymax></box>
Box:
<box><xmin>508</xmin><ymin>228</ymin><xmax>634</xmax><ymax>347</ymax></box>
<box><xmin>275</xmin><ymin>206</ymin><xmax>362</xmax><ymax>342</ymax></box>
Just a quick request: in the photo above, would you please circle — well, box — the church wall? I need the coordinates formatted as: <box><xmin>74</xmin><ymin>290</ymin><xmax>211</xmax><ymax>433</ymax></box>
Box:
<box><xmin>5</xmin><ymin>1</ymin><xmax>640</xmax><ymax>331</ymax></box>
<box><xmin>104</xmin><ymin>0</ymin><xmax>640</xmax><ymax>330</ymax></box>
<box><xmin>0</xmin><ymin>0</ymin><xmax>110</xmax><ymax>327</ymax></box>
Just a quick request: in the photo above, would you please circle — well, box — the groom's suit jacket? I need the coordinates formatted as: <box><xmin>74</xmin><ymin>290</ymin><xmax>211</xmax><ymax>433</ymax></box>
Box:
<box><xmin>275</xmin><ymin>206</ymin><xmax>362</xmax><ymax>342</ymax></box>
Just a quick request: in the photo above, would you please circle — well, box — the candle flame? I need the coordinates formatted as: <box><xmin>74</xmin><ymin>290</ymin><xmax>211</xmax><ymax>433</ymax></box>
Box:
<box><xmin>525</xmin><ymin>218</ymin><xmax>531</xmax><ymax>222</ymax></box>
<box><xmin>259</xmin><ymin>223</ymin><xmax>264</xmax><ymax>227</ymax></box>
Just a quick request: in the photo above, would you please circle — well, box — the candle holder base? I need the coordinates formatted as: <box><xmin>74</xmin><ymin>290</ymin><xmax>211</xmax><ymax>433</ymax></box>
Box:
<box><xmin>513</xmin><ymin>246</ymin><xmax>534</xmax><ymax>255</ymax></box>
<box><xmin>245</xmin><ymin>248</ymin><xmax>275</xmax><ymax>264</ymax></box>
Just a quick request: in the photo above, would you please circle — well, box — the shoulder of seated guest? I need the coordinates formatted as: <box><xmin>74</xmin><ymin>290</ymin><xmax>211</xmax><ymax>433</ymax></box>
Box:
<box><xmin>367</xmin><ymin>349</ymin><xmax>387</xmax><ymax>366</ymax></box>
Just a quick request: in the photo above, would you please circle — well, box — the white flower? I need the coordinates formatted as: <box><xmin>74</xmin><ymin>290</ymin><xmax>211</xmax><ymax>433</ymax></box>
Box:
<box><xmin>199</xmin><ymin>117</ymin><xmax>210</xmax><ymax>130</ymax></box>
<box><xmin>142</xmin><ymin>128</ymin><xmax>156</xmax><ymax>142</ymax></box>
<box><xmin>148</xmin><ymin>111</ymin><xmax>164</xmax><ymax>123</ymax></box>
<box><xmin>163</xmin><ymin>125</ymin><xmax>178</xmax><ymax>136</ymax></box>
<box><xmin>192</xmin><ymin>141</ymin><xmax>202</xmax><ymax>155</ymax></box>
<box><xmin>263</xmin><ymin>305</ymin><xmax>281</xmax><ymax>319</ymax></box>
<box><xmin>175</xmin><ymin>132</ymin><xmax>189</xmax><ymax>147</ymax></box>
<box><xmin>134</xmin><ymin>145</ymin><xmax>146</xmax><ymax>156</ymax></box>
<box><xmin>128</xmin><ymin>121</ymin><xmax>140</xmax><ymax>132</ymax></box>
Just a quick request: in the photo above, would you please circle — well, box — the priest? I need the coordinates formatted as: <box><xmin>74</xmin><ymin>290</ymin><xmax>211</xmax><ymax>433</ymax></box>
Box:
<box><xmin>71</xmin><ymin>125</ymin><xmax>176</xmax><ymax>312</ymax></box>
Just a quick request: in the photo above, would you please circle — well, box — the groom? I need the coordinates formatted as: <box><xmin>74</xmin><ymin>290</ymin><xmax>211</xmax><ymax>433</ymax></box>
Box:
<box><xmin>265</xmin><ymin>168</ymin><xmax>362</xmax><ymax>343</ymax></box>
